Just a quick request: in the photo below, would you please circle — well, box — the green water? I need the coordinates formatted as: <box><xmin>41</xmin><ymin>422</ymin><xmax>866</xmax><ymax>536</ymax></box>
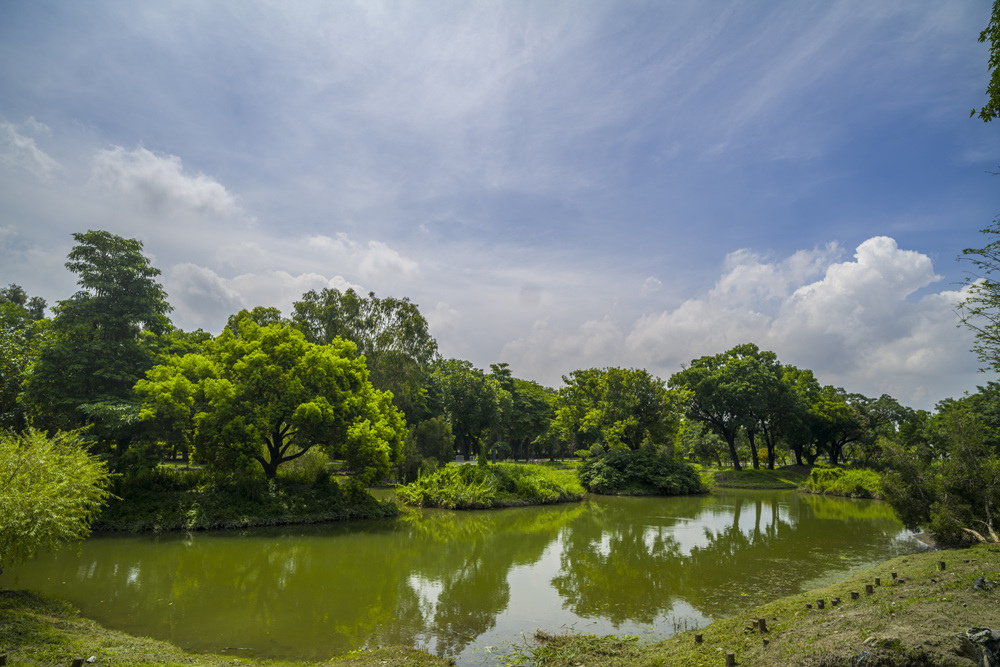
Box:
<box><xmin>4</xmin><ymin>490</ymin><xmax>924</xmax><ymax>665</ymax></box>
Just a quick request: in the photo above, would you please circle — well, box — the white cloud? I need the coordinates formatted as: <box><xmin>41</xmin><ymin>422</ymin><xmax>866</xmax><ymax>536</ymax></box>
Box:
<box><xmin>501</xmin><ymin>237</ymin><xmax>981</xmax><ymax>408</ymax></box>
<box><xmin>165</xmin><ymin>264</ymin><xmax>361</xmax><ymax>332</ymax></box>
<box><xmin>91</xmin><ymin>146</ymin><xmax>240</xmax><ymax>218</ymax></box>
<box><xmin>358</xmin><ymin>240</ymin><xmax>419</xmax><ymax>281</ymax></box>
<box><xmin>0</xmin><ymin>119</ymin><xmax>61</xmax><ymax>180</ymax></box>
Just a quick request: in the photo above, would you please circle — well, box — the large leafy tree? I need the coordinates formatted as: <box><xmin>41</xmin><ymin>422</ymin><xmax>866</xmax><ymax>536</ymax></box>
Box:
<box><xmin>136</xmin><ymin>320</ymin><xmax>406</xmax><ymax>483</ymax></box>
<box><xmin>25</xmin><ymin>231</ymin><xmax>171</xmax><ymax>438</ymax></box>
<box><xmin>292</xmin><ymin>288</ymin><xmax>438</xmax><ymax>420</ymax></box>
<box><xmin>0</xmin><ymin>428</ymin><xmax>111</xmax><ymax>573</ymax></box>
<box><xmin>0</xmin><ymin>285</ymin><xmax>48</xmax><ymax>431</ymax></box>
<box><xmin>670</xmin><ymin>344</ymin><xmax>782</xmax><ymax>470</ymax></box>
<box><xmin>551</xmin><ymin>367</ymin><xmax>680</xmax><ymax>455</ymax></box>
<box><xmin>489</xmin><ymin>363</ymin><xmax>555</xmax><ymax>461</ymax></box>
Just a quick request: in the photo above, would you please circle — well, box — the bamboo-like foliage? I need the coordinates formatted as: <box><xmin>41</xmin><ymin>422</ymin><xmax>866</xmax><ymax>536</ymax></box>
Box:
<box><xmin>0</xmin><ymin>428</ymin><xmax>111</xmax><ymax>571</ymax></box>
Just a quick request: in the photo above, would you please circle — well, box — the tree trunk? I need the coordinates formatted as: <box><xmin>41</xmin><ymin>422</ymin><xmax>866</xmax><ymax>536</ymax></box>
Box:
<box><xmin>724</xmin><ymin>432</ymin><xmax>742</xmax><ymax>471</ymax></box>
<box><xmin>748</xmin><ymin>431</ymin><xmax>760</xmax><ymax>470</ymax></box>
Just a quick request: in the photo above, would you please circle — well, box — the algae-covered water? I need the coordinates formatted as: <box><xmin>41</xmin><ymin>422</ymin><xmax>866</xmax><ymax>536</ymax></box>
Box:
<box><xmin>5</xmin><ymin>490</ymin><xmax>924</xmax><ymax>665</ymax></box>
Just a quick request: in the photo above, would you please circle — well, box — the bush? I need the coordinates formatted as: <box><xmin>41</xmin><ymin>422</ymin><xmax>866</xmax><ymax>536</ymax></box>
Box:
<box><xmin>577</xmin><ymin>449</ymin><xmax>705</xmax><ymax>496</ymax></box>
<box><xmin>805</xmin><ymin>466</ymin><xmax>882</xmax><ymax>499</ymax></box>
<box><xmin>396</xmin><ymin>463</ymin><xmax>584</xmax><ymax>509</ymax></box>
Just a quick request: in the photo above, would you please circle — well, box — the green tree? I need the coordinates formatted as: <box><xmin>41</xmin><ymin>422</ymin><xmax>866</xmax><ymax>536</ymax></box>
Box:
<box><xmin>25</xmin><ymin>231</ymin><xmax>171</xmax><ymax>444</ymax></box>
<box><xmin>670</xmin><ymin>344</ymin><xmax>782</xmax><ymax>470</ymax></box>
<box><xmin>972</xmin><ymin>0</ymin><xmax>1000</xmax><ymax>121</ymax></box>
<box><xmin>0</xmin><ymin>428</ymin><xmax>111</xmax><ymax>573</ymax></box>
<box><xmin>550</xmin><ymin>367</ymin><xmax>680</xmax><ymax>456</ymax></box>
<box><xmin>432</xmin><ymin>359</ymin><xmax>511</xmax><ymax>465</ymax></box>
<box><xmin>293</xmin><ymin>288</ymin><xmax>438</xmax><ymax>420</ymax></box>
<box><xmin>0</xmin><ymin>285</ymin><xmax>48</xmax><ymax>431</ymax></box>
<box><xmin>136</xmin><ymin>320</ymin><xmax>406</xmax><ymax>483</ymax></box>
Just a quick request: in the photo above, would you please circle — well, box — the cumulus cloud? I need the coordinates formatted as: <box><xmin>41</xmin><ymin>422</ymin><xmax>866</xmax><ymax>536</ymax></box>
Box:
<box><xmin>358</xmin><ymin>240</ymin><xmax>420</xmax><ymax>281</ymax></box>
<box><xmin>502</xmin><ymin>236</ymin><xmax>979</xmax><ymax>407</ymax></box>
<box><xmin>165</xmin><ymin>263</ymin><xmax>361</xmax><ymax>332</ymax></box>
<box><xmin>0</xmin><ymin>118</ymin><xmax>61</xmax><ymax>180</ymax></box>
<box><xmin>91</xmin><ymin>146</ymin><xmax>240</xmax><ymax>217</ymax></box>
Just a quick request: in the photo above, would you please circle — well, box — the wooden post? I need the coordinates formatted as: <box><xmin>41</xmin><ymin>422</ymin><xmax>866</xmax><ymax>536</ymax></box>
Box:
<box><xmin>71</xmin><ymin>659</ymin><xmax>85</xmax><ymax>667</ymax></box>
<box><xmin>865</xmin><ymin>584</ymin><xmax>874</xmax><ymax>594</ymax></box>
<box><xmin>758</xmin><ymin>618</ymin><xmax>768</xmax><ymax>633</ymax></box>
<box><xmin>832</xmin><ymin>597</ymin><xmax>840</xmax><ymax>606</ymax></box>
<box><xmin>874</xmin><ymin>577</ymin><xmax>881</xmax><ymax>586</ymax></box>
<box><xmin>725</xmin><ymin>651</ymin><xmax>736</xmax><ymax>667</ymax></box>
<box><xmin>938</xmin><ymin>560</ymin><xmax>946</xmax><ymax>571</ymax></box>
<box><xmin>805</xmin><ymin>603</ymin><xmax>812</xmax><ymax>609</ymax></box>
<box><xmin>816</xmin><ymin>599</ymin><xmax>825</xmax><ymax>609</ymax></box>
<box><xmin>695</xmin><ymin>633</ymin><xmax>703</xmax><ymax>643</ymax></box>
<box><xmin>763</xmin><ymin>638</ymin><xmax>770</xmax><ymax>647</ymax></box>
<box><xmin>891</xmin><ymin>572</ymin><xmax>897</xmax><ymax>580</ymax></box>
<box><xmin>0</xmin><ymin>654</ymin><xmax>6</xmax><ymax>666</ymax></box>
<box><xmin>851</xmin><ymin>591</ymin><xmax>860</xmax><ymax>600</ymax></box>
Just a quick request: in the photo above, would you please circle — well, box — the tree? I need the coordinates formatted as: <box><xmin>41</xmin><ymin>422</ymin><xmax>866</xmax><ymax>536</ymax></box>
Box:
<box><xmin>25</xmin><ymin>231</ymin><xmax>171</xmax><ymax>441</ymax></box>
<box><xmin>432</xmin><ymin>359</ymin><xmax>511</xmax><ymax>465</ymax></box>
<box><xmin>0</xmin><ymin>428</ymin><xmax>111</xmax><ymax>572</ymax></box>
<box><xmin>550</xmin><ymin>367</ymin><xmax>680</xmax><ymax>457</ymax></box>
<box><xmin>0</xmin><ymin>285</ymin><xmax>48</xmax><ymax>431</ymax></box>
<box><xmin>293</xmin><ymin>288</ymin><xmax>438</xmax><ymax>420</ymax></box>
<box><xmin>670</xmin><ymin>344</ymin><xmax>781</xmax><ymax>470</ymax></box>
<box><xmin>136</xmin><ymin>320</ymin><xmax>406</xmax><ymax>483</ymax></box>
<box><xmin>972</xmin><ymin>0</ymin><xmax>1000</xmax><ymax>122</ymax></box>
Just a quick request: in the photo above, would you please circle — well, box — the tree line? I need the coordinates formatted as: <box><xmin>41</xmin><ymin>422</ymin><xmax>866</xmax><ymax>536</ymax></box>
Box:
<box><xmin>2</xmin><ymin>229</ymin><xmax>943</xmax><ymax>485</ymax></box>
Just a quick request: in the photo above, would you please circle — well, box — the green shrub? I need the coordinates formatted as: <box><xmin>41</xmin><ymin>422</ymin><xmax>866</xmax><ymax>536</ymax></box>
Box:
<box><xmin>805</xmin><ymin>466</ymin><xmax>882</xmax><ymax>499</ymax></box>
<box><xmin>577</xmin><ymin>449</ymin><xmax>705</xmax><ymax>496</ymax></box>
<box><xmin>396</xmin><ymin>463</ymin><xmax>584</xmax><ymax>509</ymax></box>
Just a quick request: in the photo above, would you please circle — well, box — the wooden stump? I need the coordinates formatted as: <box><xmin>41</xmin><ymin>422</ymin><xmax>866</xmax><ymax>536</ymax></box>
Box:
<box><xmin>71</xmin><ymin>659</ymin><xmax>85</xmax><ymax>667</ymax></box>
<box><xmin>805</xmin><ymin>603</ymin><xmax>812</xmax><ymax>609</ymax></box>
<box><xmin>725</xmin><ymin>650</ymin><xmax>736</xmax><ymax>667</ymax></box>
<box><xmin>763</xmin><ymin>638</ymin><xmax>770</xmax><ymax>647</ymax></box>
<box><xmin>891</xmin><ymin>572</ymin><xmax>897</xmax><ymax>580</ymax></box>
<box><xmin>695</xmin><ymin>633</ymin><xmax>703</xmax><ymax>644</ymax></box>
<box><xmin>816</xmin><ymin>599</ymin><xmax>825</xmax><ymax>610</ymax></box>
<box><xmin>851</xmin><ymin>591</ymin><xmax>860</xmax><ymax>600</ymax></box>
<box><xmin>758</xmin><ymin>618</ymin><xmax>768</xmax><ymax>633</ymax></box>
<box><xmin>938</xmin><ymin>560</ymin><xmax>946</xmax><ymax>571</ymax></box>
<box><xmin>0</xmin><ymin>654</ymin><xmax>7</xmax><ymax>666</ymax></box>
<box><xmin>832</xmin><ymin>597</ymin><xmax>840</xmax><ymax>607</ymax></box>
<box><xmin>874</xmin><ymin>577</ymin><xmax>881</xmax><ymax>586</ymax></box>
<box><xmin>865</xmin><ymin>584</ymin><xmax>874</xmax><ymax>594</ymax></box>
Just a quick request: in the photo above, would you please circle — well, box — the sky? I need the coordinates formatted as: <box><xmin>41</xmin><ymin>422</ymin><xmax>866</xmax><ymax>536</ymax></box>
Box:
<box><xmin>0</xmin><ymin>0</ymin><xmax>998</xmax><ymax>410</ymax></box>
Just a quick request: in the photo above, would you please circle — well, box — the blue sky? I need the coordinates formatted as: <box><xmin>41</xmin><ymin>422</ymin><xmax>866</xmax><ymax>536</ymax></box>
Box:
<box><xmin>0</xmin><ymin>0</ymin><xmax>997</xmax><ymax>409</ymax></box>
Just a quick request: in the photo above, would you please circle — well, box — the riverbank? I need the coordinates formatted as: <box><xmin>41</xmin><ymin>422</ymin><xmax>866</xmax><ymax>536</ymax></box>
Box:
<box><xmin>707</xmin><ymin>464</ymin><xmax>883</xmax><ymax>499</ymax></box>
<box><xmin>514</xmin><ymin>543</ymin><xmax>999</xmax><ymax>666</ymax></box>
<box><xmin>94</xmin><ymin>469</ymin><xmax>398</xmax><ymax>532</ymax></box>
<box><xmin>0</xmin><ymin>589</ymin><xmax>452</xmax><ymax>667</ymax></box>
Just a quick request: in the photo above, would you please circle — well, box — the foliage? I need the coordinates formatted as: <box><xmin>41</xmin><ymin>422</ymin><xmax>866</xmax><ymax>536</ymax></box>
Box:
<box><xmin>135</xmin><ymin>320</ymin><xmax>406</xmax><ymax>483</ymax></box>
<box><xmin>0</xmin><ymin>285</ymin><xmax>48</xmax><ymax>431</ymax></box>
<box><xmin>432</xmin><ymin>358</ymin><xmax>512</xmax><ymax>464</ymax></box>
<box><xmin>396</xmin><ymin>462</ymin><xmax>584</xmax><ymax>509</ymax></box>
<box><xmin>804</xmin><ymin>466</ymin><xmax>882</xmax><ymax>499</ymax></box>
<box><xmin>550</xmin><ymin>367</ymin><xmax>680</xmax><ymax>456</ymax></box>
<box><xmin>882</xmin><ymin>389</ymin><xmax>1000</xmax><ymax>545</ymax></box>
<box><xmin>677</xmin><ymin>420</ymin><xmax>726</xmax><ymax>466</ymax></box>
<box><xmin>576</xmin><ymin>449</ymin><xmax>704</xmax><ymax>496</ymax></box>
<box><xmin>0</xmin><ymin>429</ymin><xmax>111</xmax><ymax>571</ymax></box>
<box><xmin>293</xmin><ymin>288</ymin><xmax>438</xmax><ymax>419</ymax></box>
<box><xmin>93</xmin><ymin>465</ymin><xmax>396</xmax><ymax>532</ymax></box>
<box><xmin>711</xmin><ymin>466</ymin><xmax>809</xmax><ymax>490</ymax></box>
<box><xmin>972</xmin><ymin>0</ymin><xmax>1000</xmax><ymax>121</ymax></box>
<box><xmin>960</xmin><ymin>219</ymin><xmax>1000</xmax><ymax>373</ymax></box>
<box><xmin>490</xmin><ymin>363</ymin><xmax>557</xmax><ymax>460</ymax></box>
<box><xmin>25</xmin><ymin>230</ymin><xmax>171</xmax><ymax>442</ymax></box>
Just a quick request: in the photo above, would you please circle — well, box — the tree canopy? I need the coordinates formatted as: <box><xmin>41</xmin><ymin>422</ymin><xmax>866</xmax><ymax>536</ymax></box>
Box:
<box><xmin>136</xmin><ymin>320</ymin><xmax>406</xmax><ymax>483</ymax></box>
<box><xmin>972</xmin><ymin>0</ymin><xmax>1000</xmax><ymax>122</ymax></box>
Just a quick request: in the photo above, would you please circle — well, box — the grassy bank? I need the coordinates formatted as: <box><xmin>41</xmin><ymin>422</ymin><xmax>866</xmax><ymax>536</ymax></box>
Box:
<box><xmin>707</xmin><ymin>466</ymin><xmax>811</xmax><ymax>490</ymax></box>
<box><xmin>511</xmin><ymin>543</ymin><xmax>1000</xmax><ymax>666</ymax></box>
<box><xmin>803</xmin><ymin>466</ymin><xmax>883</xmax><ymax>499</ymax></box>
<box><xmin>94</xmin><ymin>468</ymin><xmax>397</xmax><ymax>532</ymax></box>
<box><xmin>396</xmin><ymin>462</ymin><xmax>585</xmax><ymax>509</ymax></box>
<box><xmin>0</xmin><ymin>589</ymin><xmax>452</xmax><ymax>667</ymax></box>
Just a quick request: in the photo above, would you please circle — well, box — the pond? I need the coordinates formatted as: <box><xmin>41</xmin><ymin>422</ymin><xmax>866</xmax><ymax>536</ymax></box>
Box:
<box><xmin>5</xmin><ymin>490</ymin><xmax>925</xmax><ymax>665</ymax></box>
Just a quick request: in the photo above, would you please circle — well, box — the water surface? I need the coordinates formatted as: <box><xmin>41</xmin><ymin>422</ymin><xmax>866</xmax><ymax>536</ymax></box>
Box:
<box><xmin>6</xmin><ymin>490</ymin><xmax>924</xmax><ymax>665</ymax></box>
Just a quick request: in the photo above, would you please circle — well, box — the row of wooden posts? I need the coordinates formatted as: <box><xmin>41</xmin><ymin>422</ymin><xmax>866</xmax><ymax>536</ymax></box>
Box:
<box><xmin>694</xmin><ymin>560</ymin><xmax>948</xmax><ymax>666</ymax></box>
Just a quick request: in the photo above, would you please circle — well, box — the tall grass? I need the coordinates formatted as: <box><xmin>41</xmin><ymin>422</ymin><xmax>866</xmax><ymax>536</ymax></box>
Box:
<box><xmin>396</xmin><ymin>463</ymin><xmax>585</xmax><ymax>509</ymax></box>
<box><xmin>804</xmin><ymin>466</ymin><xmax>882</xmax><ymax>499</ymax></box>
